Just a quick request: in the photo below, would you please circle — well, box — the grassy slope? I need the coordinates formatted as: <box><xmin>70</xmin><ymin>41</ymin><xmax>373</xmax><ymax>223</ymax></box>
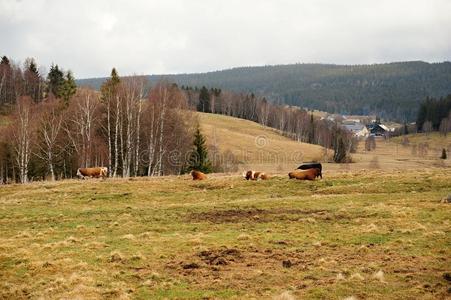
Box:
<box><xmin>197</xmin><ymin>113</ymin><xmax>451</xmax><ymax>173</ymax></box>
<box><xmin>0</xmin><ymin>169</ymin><xmax>450</xmax><ymax>299</ymax></box>
<box><xmin>391</xmin><ymin>132</ymin><xmax>451</xmax><ymax>152</ymax></box>
<box><xmin>198</xmin><ymin>112</ymin><xmax>324</xmax><ymax>172</ymax></box>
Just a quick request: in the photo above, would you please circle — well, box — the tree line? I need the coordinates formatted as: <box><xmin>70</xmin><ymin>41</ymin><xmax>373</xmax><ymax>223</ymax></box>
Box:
<box><xmin>1</xmin><ymin>55</ymin><xmax>355</xmax><ymax>184</ymax></box>
<box><xmin>416</xmin><ymin>94</ymin><xmax>451</xmax><ymax>134</ymax></box>
<box><xmin>0</xmin><ymin>58</ymin><xmax>198</xmax><ymax>183</ymax></box>
<box><xmin>78</xmin><ymin>61</ymin><xmax>451</xmax><ymax>122</ymax></box>
<box><xmin>0</xmin><ymin>56</ymin><xmax>76</xmax><ymax>110</ymax></box>
<box><xmin>182</xmin><ymin>85</ymin><xmax>354</xmax><ymax>162</ymax></box>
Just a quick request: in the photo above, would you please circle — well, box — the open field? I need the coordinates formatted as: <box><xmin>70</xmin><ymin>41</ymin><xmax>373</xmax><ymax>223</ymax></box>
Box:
<box><xmin>1</xmin><ymin>169</ymin><xmax>450</xmax><ymax>299</ymax></box>
<box><xmin>198</xmin><ymin>113</ymin><xmax>451</xmax><ymax>174</ymax></box>
<box><xmin>198</xmin><ymin>113</ymin><xmax>324</xmax><ymax>172</ymax></box>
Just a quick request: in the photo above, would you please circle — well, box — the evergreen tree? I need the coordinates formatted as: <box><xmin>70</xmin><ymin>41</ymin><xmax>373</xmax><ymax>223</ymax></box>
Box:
<box><xmin>27</xmin><ymin>59</ymin><xmax>38</xmax><ymax>74</ymax></box>
<box><xmin>101</xmin><ymin>68</ymin><xmax>120</xmax><ymax>100</ymax></box>
<box><xmin>186</xmin><ymin>125</ymin><xmax>212</xmax><ymax>173</ymax></box>
<box><xmin>46</xmin><ymin>64</ymin><xmax>65</xmax><ymax>98</ymax></box>
<box><xmin>0</xmin><ymin>56</ymin><xmax>9</xmax><ymax>66</ymax></box>
<box><xmin>61</xmin><ymin>71</ymin><xmax>77</xmax><ymax>104</ymax></box>
<box><xmin>24</xmin><ymin>58</ymin><xmax>43</xmax><ymax>102</ymax></box>
<box><xmin>197</xmin><ymin>86</ymin><xmax>211</xmax><ymax>113</ymax></box>
<box><xmin>308</xmin><ymin>114</ymin><xmax>315</xmax><ymax>143</ymax></box>
<box><xmin>441</xmin><ymin>148</ymin><xmax>447</xmax><ymax>160</ymax></box>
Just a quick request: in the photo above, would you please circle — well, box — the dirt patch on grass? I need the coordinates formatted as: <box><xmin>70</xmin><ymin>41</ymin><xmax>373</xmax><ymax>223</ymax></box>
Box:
<box><xmin>164</xmin><ymin>243</ymin><xmax>450</xmax><ymax>298</ymax></box>
<box><xmin>187</xmin><ymin>208</ymin><xmax>348</xmax><ymax>223</ymax></box>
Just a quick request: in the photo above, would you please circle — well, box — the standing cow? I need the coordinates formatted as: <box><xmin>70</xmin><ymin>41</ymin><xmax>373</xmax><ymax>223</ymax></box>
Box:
<box><xmin>76</xmin><ymin>167</ymin><xmax>108</xmax><ymax>179</ymax></box>
<box><xmin>297</xmin><ymin>162</ymin><xmax>322</xmax><ymax>179</ymax></box>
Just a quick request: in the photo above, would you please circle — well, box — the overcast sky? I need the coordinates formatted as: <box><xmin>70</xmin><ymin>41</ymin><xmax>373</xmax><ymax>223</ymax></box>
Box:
<box><xmin>1</xmin><ymin>0</ymin><xmax>450</xmax><ymax>78</ymax></box>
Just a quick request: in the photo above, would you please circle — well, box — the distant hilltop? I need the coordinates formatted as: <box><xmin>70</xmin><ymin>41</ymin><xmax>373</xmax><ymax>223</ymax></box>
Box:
<box><xmin>77</xmin><ymin>61</ymin><xmax>451</xmax><ymax>122</ymax></box>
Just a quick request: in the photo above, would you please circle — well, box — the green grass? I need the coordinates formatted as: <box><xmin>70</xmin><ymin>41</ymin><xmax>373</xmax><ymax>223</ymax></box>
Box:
<box><xmin>0</xmin><ymin>169</ymin><xmax>450</xmax><ymax>299</ymax></box>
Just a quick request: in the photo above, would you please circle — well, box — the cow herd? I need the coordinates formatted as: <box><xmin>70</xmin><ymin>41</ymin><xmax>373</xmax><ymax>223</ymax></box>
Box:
<box><xmin>77</xmin><ymin>163</ymin><xmax>323</xmax><ymax>182</ymax></box>
<box><xmin>189</xmin><ymin>162</ymin><xmax>323</xmax><ymax>181</ymax></box>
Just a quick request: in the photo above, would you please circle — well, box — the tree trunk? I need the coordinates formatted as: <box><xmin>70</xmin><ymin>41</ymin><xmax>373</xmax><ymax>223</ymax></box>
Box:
<box><xmin>113</xmin><ymin>96</ymin><xmax>120</xmax><ymax>177</ymax></box>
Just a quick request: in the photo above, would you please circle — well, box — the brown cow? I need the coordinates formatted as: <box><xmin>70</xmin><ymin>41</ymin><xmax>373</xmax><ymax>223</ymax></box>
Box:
<box><xmin>243</xmin><ymin>170</ymin><xmax>270</xmax><ymax>180</ymax></box>
<box><xmin>288</xmin><ymin>168</ymin><xmax>321</xmax><ymax>180</ymax></box>
<box><xmin>191</xmin><ymin>170</ymin><xmax>207</xmax><ymax>180</ymax></box>
<box><xmin>77</xmin><ymin>167</ymin><xmax>108</xmax><ymax>179</ymax></box>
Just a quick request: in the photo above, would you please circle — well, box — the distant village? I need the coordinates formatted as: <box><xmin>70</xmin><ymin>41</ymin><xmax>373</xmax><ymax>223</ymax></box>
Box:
<box><xmin>320</xmin><ymin>113</ymin><xmax>400</xmax><ymax>138</ymax></box>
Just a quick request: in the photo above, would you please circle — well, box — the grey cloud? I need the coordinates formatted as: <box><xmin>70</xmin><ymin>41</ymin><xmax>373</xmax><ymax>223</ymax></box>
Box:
<box><xmin>0</xmin><ymin>0</ymin><xmax>450</xmax><ymax>78</ymax></box>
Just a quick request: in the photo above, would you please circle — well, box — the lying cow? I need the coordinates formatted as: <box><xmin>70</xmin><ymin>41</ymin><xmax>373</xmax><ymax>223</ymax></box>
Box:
<box><xmin>191</xmin><ymin>170</ymin><xmax>207</xmax><ymax>180</ymax></box>
<box><xmin>243</xmin><ymin>170</ymin><xmax>270</xmax><ymax>180</ymax></box>
<box><xmin>289</xmin><ymin>168</ymin><xmax>321</xmax><ymax>181</ymax></box>
<box><xmin>297</xmin><ymin>162</ymin><xmax>322</xmax><ymax>179</ymax></box>
<box><xmin>76</xmin><ymin>167</ymin><xmax>108</xmax><ymax>179</ymax></box>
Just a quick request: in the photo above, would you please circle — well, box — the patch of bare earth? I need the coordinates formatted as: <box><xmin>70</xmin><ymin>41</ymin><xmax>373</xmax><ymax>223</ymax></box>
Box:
<box><xmin>187</xmin><ymin>208</ymin><xmax>349</xmax><ymax>223</ymax></box>
<box><xmin>163</xmin><ymin>241</ymin><xmax>450</xmax><ymax>298</ymax></box>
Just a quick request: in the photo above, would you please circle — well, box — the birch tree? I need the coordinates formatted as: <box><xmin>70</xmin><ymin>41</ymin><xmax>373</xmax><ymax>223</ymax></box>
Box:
<box><xmin>100</xmin><ymin>68</ymin><xmax>120</xmax><ymax>177</ymax></box>
<box><xmin>35</xmin><ymin>99</ymin><xmax>63</xmax><ymax>180</ymax></box>
<box><xmin>65</xmin><ymin>88</ymin><xmax>99</xmax><ymax>168</ymax></box>
<box><xmin>11</xmin><ymin>97</ymin><xmax>34</xmax><ymax>183</ymax></box>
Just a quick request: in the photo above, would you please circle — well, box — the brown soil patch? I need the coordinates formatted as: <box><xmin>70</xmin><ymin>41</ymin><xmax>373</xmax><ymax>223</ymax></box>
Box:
<box><xmin>165</xmin><ymin>244</ymin><xmax>450</xmax><ymax>298</ymax></box>
<box><xmin>187</xmin><ymin>208</ymin><xmax>347</xmax><ymax>223</ymax></box>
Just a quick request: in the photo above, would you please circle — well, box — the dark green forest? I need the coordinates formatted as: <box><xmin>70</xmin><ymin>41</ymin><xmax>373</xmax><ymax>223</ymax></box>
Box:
<box><xmin>77</xmin><ymin>61</ymin><xmax>451</xmax><ymax>122</ymax></box>
<box><xmin>416</xmin><ymin>95</ymin><xmax>451</xmax><ymax>132</ymax></box>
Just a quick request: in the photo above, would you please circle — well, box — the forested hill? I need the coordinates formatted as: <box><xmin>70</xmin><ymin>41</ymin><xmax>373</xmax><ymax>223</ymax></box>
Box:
<box><xmin>77</xmin><ymin>61</ymin><xmax>451</xmax><ymax>121</ymax></box>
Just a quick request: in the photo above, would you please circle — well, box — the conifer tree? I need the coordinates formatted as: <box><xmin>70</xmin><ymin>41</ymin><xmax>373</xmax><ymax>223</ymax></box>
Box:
<box><xmin>46</xmin><ymin>64</ymin><xmax>65</xmax><ymax>98</ymax></box>
<box><xmin>308</xmin><ymin>114</ymin><xmax>315</xmax><ymax>143</ymax></box>
<box><xmin>197</xmin><ymin>86</ymin><xmax>211</xmax><ymax>113</ymax></box>
<box><xmin>186</xmin><ymin>125</ymin><xmax>212</xmax><ymax>173</ymax></box>
<box><xmin>61</xmin><ymin>71</ymin><xmax>77</xmax><ymax>104</ymax></box>
<box><xmin>0</xmin><ymin>56</ymin><xmax>10</xmax><ymax>66</ymax></box>
<box><xmin>24</xmin><ymin>58</ymin><xmax>43</xmax><ymax>102</ymax></box>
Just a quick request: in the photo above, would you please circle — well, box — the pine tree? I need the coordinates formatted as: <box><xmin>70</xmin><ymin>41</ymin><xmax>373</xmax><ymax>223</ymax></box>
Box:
<box><xmin>186</xmin><ymin>125</ymin><xmax>212</xmax><ymax>173</ymax></box>
<box><xmin>27</xmin><ymin>59</ymin><xmax>38</xmax><ymax>74</ymax></box>
<box><xmin>46</xmin><ymin>64</ymin><xmax>65</xmax><ymax>98</ymax></box>
<box><xmin>101</xmin><ymin>68</ymin><xmax>120</xmax><ymax>99</ymax></box>
<box><xmin>197</xmin><ymin>86</ymin><xmax>211</xmax><ymax>113</ymax></box>
<box><xmin>308</xmin><ymin>114</ymin><xmax>315</xmax><ymax>143</ymax></box>
<box><xmin>24</xmin><ymin>58</ymin><xmax>43</xmax><ymax>102</ymax></box>
<box><xmin>441</xmin><ymin>148</ymin><xmax>447</xmax><ymax>159</ymax></box>
<box><xmin>0</xmin><ymin>56</ymin><xmax>9</xmax><ymax>66</ymax></box>
<box><xmin>61</xmin><ymin>71</ymin><xmax>77</xmax><ymax>104</ymax></box>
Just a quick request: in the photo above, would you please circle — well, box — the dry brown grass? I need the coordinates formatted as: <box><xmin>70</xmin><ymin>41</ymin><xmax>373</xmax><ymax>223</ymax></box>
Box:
<box><xmin>198</xmin><ymin>112</ymin><xmax>324</xmax><ymax>172</ymax></box>
<box><xmin>0</xmin><ymin>168</ymin><xmax>450</xmax><ymax>299</ymax></box>
<box><xmin>198</xmin><ymin>113</ymin><xmax>451</xmax><ymax>175</ymax></box>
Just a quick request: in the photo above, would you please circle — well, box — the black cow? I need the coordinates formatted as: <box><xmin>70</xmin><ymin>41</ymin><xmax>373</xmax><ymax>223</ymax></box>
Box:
<box><xmin>297</xmin><ymin>162</ymin><xmax>322</xmax><ymax>179</ymax></box>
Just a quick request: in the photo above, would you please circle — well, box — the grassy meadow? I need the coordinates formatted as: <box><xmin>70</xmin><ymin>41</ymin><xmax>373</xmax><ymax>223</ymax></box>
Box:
<box><xmin>1</xmin><ymin>169</ymin><xmax>450</xmax><ymax>299</ymax></box>
<box><xmin>198</xmin><ymin>113</ymin><xmax>324</xmax><ymax>172</ymax></box>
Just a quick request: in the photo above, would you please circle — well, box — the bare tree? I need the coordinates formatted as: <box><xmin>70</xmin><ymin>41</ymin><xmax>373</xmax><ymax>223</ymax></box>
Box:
<box><xmin>422</xmin><ymin>121</ymin><xmax>433</xmax><ymax>135</ymax></box>
<box><xmin>35</xmin><ymin>99</ymin><xmax>63</xmax><ymax>180</ymax></box>
<box><xmin>11</xmin><ymin>97</ymin><xmax>35</xmax><ymax>183</ymax></box>
<box><xmin>118</xmin><ymin>76</ymin><xmax>146</xmax><ymax>177</ymax></box>
<box><xmin>439</xmin><ymin>118</ymin><xmax>449</xmax><ymax>136</ymax></box>
<box><xmin>65</xmin><ymin>88</ymin><xmax>99</xmax><ymax>168</ymax></box>
<box><xmin>365</xmin><ymin>136</ymin><xmax>376</xmax><ymax>151</ymax></box>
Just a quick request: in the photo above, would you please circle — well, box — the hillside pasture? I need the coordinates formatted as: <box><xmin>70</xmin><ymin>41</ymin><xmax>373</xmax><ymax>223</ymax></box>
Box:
<box><xmin>0</xmin><ymin>169</ymin><xmax>450</xmax><ymax>299</ymax></box>
<box><xmin>198</xmin><ymin>113</ymin><xmax>325</xmax><ymax>172</ymax></box>
<box><xmin>198</xmin><ymin>113</ymin><xmax>451</xmax><ymax>174</ymax></box>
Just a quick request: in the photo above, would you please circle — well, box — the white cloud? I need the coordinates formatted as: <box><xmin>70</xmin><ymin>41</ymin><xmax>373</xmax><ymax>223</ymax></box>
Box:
<box><xmin>0</xmin><ymin>0</ymin><xmax>450</xmax><ymax>78</ymax></box>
